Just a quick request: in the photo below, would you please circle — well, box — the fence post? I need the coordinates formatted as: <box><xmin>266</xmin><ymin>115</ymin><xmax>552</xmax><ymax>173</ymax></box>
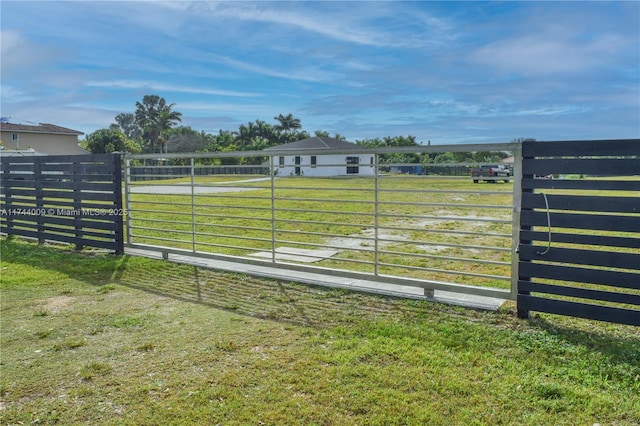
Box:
<box><xmin>34</xmin><ymin>158</ymin><xmax>45</xmax><ymax>244</ymax></box>
<box><xmin>517</xmin><ymin>141</ymin><xmax>534</xmax><ymax>319</ymax></box>
<box><xmin>73</xmin><ymin>157</ymin><xmax>83</xmax><ymax>251</ymax></box>
<box><xmin>3</xmin><ymin>160</ymin><xmax>14</xmax><ymax>237</ymax></box>
<box><xmin>113</xmin><ymin>152</ymin><xmax>124</xmax><ymax>255</ymax></box>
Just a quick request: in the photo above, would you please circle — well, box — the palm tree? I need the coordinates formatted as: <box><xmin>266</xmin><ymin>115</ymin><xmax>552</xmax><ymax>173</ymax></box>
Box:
<box><xmin>135</xmin><ymin>95</ymin><xmax>182</xmax><ymax>153</ymax></box>
<box><xmin>274</xmin><ymin>113</ymin><xmax>302</xmax><ymax>142</ymax></box>
<box><xmin>233</xmin><ymin>124</ymin><xmax>253</xmax><ymax>150</ymax></box>
<box><xmin>157</xmin><ymin>107</ymin><xmax>182</xmax><ymax>153</ymax></box>
<box><xmin>110</xmin><ymin>113</ymin><xmax>142</xmax><ymax>140</ymax></box>
<box><xmin>253</xmin><ymin>119</ymin><xmax>278</xmax><ymax>146</ymax></box>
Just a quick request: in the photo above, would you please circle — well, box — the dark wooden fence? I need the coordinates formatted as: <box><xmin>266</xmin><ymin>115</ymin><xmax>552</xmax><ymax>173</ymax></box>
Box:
<box><xmin>1</xmin><ymin>153</ymin><xmax>124</xmax><ymax>254</ymax></box>
<box><xmin>518</xmin><ymin>139</ymin><xmax>640</xmax><ymax>325</ymax></box>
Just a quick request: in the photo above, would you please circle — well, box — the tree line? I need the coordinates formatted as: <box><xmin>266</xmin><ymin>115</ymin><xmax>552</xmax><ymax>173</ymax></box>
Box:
<box><xmin>83</xmin><ymin>94</ymin><xmax>515</xmax><ymax>164</ymax></box>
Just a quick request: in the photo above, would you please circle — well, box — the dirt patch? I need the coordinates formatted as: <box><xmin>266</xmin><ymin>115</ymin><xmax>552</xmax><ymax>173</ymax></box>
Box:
<box><xmin>325</xmin><ymin>227</ymin><xmax>398</xmax><ymax>251</ymax></box>
<box><xmin>42</xmin><ymin>295</ymin><xmax>75</xmax><ymax>312</ymax></box>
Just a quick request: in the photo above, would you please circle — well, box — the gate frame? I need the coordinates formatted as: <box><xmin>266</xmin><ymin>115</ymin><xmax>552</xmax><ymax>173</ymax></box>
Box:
<box><xmin>123</xmin><ymin>143</ymin><xmax>520</xmax><ymax>302</ymax></box>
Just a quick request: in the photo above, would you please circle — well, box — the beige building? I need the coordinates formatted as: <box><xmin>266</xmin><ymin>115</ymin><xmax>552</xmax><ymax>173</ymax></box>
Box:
<box><xmin>0</xmin><ymin>122</ymin><xmax>87</xmax><ymax>155</ymax></box>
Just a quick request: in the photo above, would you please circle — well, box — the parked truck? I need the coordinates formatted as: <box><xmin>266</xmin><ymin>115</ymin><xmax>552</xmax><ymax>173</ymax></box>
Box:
<box><xmin>470</xmin><ymin>164</ymin><xmax>511</xmax><ymax>183</ymax></box>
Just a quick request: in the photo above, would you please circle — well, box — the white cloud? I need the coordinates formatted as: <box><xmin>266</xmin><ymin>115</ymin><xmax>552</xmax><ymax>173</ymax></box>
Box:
<box><xmin>201</xmin><ymin>3</ymin><xmax>388</xmax><ymax>47</ymax></box>
<box><xmin>84</xmin><ymin>80</ymin><xmax>262</xmax><ymax>98</ymax></box>
<box><xmin>0</xmin><ymin>29</ymin><xmax>22</xmax><ymax>53</ymax></box>
<box><xmin>471</xmin><ymin>24</ymin><xmax>632</xmax><ymax>76</ymax></box>
<box><xmin>197</xmin><ymin>2</ymin><xmax>444</xmax><ymax>49</ymax></box>
<box><xmin>178</xmin><ymin>101</ymin><xmax>279</xmax><ymax>116</ymax></box>
<box><xmin>0</xmin><ymin>85</ymin><xmax>37</xmax><ymax>102</ymax></box>
<box><xmin>208</xmin><ymin>55</ymin><xmax>340</xmax><ymax>83</ymax></box>
<box><xmin>0</xmin><ymin>30</ymin><xmax>63</xmax><ymax>76</ymax></box>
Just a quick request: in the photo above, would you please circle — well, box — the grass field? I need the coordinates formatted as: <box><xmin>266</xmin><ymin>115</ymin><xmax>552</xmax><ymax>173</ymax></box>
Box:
<box><xmin>1</xmin><ymin>238</ymin><xmax>639</xmax><ymax>425</ymax></box>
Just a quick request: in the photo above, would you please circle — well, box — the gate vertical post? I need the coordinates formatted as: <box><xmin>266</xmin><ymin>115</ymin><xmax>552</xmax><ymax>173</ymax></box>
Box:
<box><xmin>190</xmin><ymin>157</ymin><xmax>196</xmax><ymax>253</ymax></box>
<box><xmin>123</xmin><ymin>156</ymin><xmax>132</xmax><ymax>246</ymax></box>
<box><xmin>374</xmin><ymin>153</ymin><xmax>379</xmax><ymax>276</ymax></box>
<box><xmin>510</xmin><ymin>143</ymin><xmax>523</xmax><ymax>301</ymax></box>
<box><xmin>270</xmin><ymin>155</ymin><xmax>277</xmax><ymax>264</ymax></box>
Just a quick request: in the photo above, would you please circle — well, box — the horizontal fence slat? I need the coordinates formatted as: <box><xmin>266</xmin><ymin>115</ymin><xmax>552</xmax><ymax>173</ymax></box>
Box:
<box><xmin>522</xmin><ymin>178</ymin><xmax>640</xmax><ymax>192</ymax></box>
<box><xmin>517</xmin><ymin>294</ymin><xmax>640</xmax><ymax>326</ymax></box>
<box><xmin>0</xmin><ymin>173</ymin><xmax>119</xmax><ymax>181</ymax></box>
<box><xmin>1</xmin><ymin>224</ymin><xmax>117</xmax><ymax>237</ymax></box>
<box><xmin>519</xmin><ymin>244</ymin><xmax>640</xmax><ymax>270</ymax></box>
<box><xmin>1</xmin><ymin>200</ymin><xmax>117</xmax><ymax>211</ymax></box>
<box><xmin>2</xmin><ymin>188</ymin><xmax>117</xmax><ymax>201</ymax></box>
<box><xmin>519</xmin><ymin>262</ymin><xmax>640</xmax><ymax>290</ymax></box>
<box><xmin>0</xmin><ymin>163</ymin><xmax>113</xmax><ymax>174</ymax></box>
<box><xmin>522</xmin><ymin>158</ymin><xmax>640</xmax><ymax>177</ymax></box>
<box><xmin>1</xmin><ymin>214</ymin><xmax>120</xmax><ymax>230</ymax></box>
<box><xmin>1</xmin><ymin>153</ymin><xmax>114</xmax><ymax>163</ymax></box>
<box><xmin>522</xmin><ymin>139</ymin><xmax>640</xmax><ymax>158</ymax></box>
<box><xmin>0</xmin><ymin>165</ymin><xmax>38</xmax><ymax>172</ymax></box>
<box><xmin>38</xmin><ymin>163</ymin><xmax>114</xmax><ymax>173</ymax></box>
<box><xmin>522</xmin><ymin>193</ymin><xmax>639</xmax><ymax>213</ymax></box>
<box><xmin>519</xmin><ymin>230</ymin><xmax>640</xmax><ymax>249</ymax></box>
<box><xmin>2</xmin><ymin>221</ymin><xmax>118</xmax><ymax>238</ymax></box>
<box><xmin>0</xmin><ymin>180</ymin><xmax>117</xmax><ymax>191</ymax></box>
<box><xmin>520</xmin><ymin>210</ymin><xmax>640</xmax><ymax>233</ymax></box>
<box><xmin>40</xmin><ymin>225</ymin><xmax>117</xmax><ymax>239</ymax></box>
<box><xmin>0</xmin><ymin>227</ymin><xmax>119</xmax><ymax>250</ymax></box>
<box><xmin>1</xmin><ymin>202</ymin><xmax>119</xmax><ymax>211</ymax></box>
<box><xmin>519</xmin><ymin>281</ymin><xmax>640</xmax><ymax>306</ymax></box>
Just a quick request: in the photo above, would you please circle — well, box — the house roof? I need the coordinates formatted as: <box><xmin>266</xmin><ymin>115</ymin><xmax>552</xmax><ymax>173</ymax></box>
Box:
<box><xmin>264</xmin><ymin>137</ymin><xmax>365</xmax><ymax>152</ymax></box>
<box><xmin>0</xmin><ymin>122</ymin><xmax>84</xmax><ymax>136</ymax></box>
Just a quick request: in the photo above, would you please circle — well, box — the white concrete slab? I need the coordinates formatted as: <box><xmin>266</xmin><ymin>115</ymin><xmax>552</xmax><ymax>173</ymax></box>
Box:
<box><xmin>125</xmin><ymin>247</ymin><xmax>507</xmax><ymax>311</ymax></box>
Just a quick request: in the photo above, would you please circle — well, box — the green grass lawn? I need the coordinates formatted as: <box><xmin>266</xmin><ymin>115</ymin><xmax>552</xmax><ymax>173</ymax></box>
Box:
<box><xmin>1</xmin><ymin>238</ymin><xmax>638</xmax><ymax>425</ymax></box>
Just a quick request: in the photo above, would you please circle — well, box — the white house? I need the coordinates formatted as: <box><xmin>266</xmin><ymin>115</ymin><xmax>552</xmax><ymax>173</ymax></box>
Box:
<box><xmin>264</xmin><ymin>137</ymin><xmax>375</xmax><ymax>177</ymax></box>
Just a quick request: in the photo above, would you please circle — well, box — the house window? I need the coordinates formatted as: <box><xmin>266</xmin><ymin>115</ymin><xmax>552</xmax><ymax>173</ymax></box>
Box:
<box><xmin>346</xmin><ymin>156</ymin><xmax>360</xmax><ymax>174</ymax></box>
<box><xmin>279</xmin><ymin>156</ymin><xmax>284</xmax><ymax>168</ymax></box>
<box><xmin>295</xmin><ymin>156</ymin><xmax>301</xmax><ymax>176</ymax></box>
<box><xmin>311</xmin><ymin>156</ymin><xmax>317</xmax><ymax>168</ymax></box>
<box><xmin>11</xmin><ymin>133</ymin><xmax>18</xmax><ymax>141</ymax></box>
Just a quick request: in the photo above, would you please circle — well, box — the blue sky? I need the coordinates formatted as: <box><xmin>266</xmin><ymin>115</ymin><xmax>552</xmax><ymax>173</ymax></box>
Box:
<box><xmin>1</xmin><ymin>1</ymin><xmax>639</xmax><ymax>144</ymax></box>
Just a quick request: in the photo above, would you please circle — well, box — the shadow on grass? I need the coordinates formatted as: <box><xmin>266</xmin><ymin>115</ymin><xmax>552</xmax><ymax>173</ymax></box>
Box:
<box><xmin>0</xmin><ymin>237</ymin><xmax>130</xmax><ymax>286</ymax></box>
<box><xmin>0</xmin><ymin>238</ymin><xmax>427</xmax><ymax>328</ymax></box>
<box><xmin>526</xmin><ymin>315</ymin><xmax>640</xmax><ymax>365</ymax></box>
<box><xmin>3</xmin><ymin>238</ymin><xmax>637</xmax><ymax>363</ymax></box>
